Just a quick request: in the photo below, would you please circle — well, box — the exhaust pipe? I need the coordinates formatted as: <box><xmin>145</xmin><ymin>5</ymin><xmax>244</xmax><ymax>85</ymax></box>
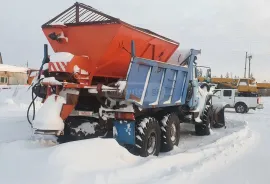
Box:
<box><xmin>38</xmin><ymin>44</ymin><xmax>50</xmax><ymax>80</ymax></box>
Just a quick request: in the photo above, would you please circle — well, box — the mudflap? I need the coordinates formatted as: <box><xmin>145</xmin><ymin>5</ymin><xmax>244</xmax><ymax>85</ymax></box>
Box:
<box><xmin>113</xmin><ymin>121</ymin><xmax>135</xmax><ymax>145</ymax></box>
<box><xmin>212</xmin><ymin>103</ymin><xmax>226</xmax><ymax>128</ymax></box>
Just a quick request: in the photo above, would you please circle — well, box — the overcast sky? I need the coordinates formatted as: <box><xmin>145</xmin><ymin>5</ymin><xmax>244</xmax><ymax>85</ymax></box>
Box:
<box><xmin>0</xmin><ymin>0</ymin><xmax>270</xmax><ymax>81</ymax></box>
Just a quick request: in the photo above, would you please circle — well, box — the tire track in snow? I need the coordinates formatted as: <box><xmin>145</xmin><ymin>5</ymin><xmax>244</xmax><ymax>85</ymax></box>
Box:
<box><xmin>153</xmin><ymin>122</ymin><xmax>259</xmax><ymax>184</ymax></box>
<box><xmin>87</xmin><ymin>120</ymin><xmax>257</xmax><ymax>184</ymax></box>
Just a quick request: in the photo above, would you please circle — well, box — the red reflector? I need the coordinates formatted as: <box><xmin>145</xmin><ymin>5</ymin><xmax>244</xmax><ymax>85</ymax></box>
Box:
<box><xmin>115</xmin><ymin>112</ymin><xmax>135</xmax><ymax>121</ymax></box>
<box><xmin>257</xmin><ymin>97</ymin><xmax>260</xmax><ymax>104</ymax></box>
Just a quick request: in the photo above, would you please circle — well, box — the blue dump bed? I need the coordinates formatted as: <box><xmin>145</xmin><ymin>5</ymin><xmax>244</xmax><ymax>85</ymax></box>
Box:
<box><xmin>113</xmin><ymin>47</ymin><xmax>201</xmax><ymax>146</ymax></box>
<box><xmin>125</xmin><ymin>56</ymin><xmax>190</xmax><ymax>108</ymax></box>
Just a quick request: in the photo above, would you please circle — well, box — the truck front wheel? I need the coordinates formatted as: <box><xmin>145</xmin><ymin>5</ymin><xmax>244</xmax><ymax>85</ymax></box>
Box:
<box><xmin>160</xmin><ymin>113</ymin><xmax>181</xmax><ymax>152</ymax></box>
<box><xmin>195</xmin><ymin>105</ymin><xmax>212</xmax><ymax>136</ymax></box>
<box><xmin>135</xmin><ymin>117</ymin><xmax>161</xmax><ymax>157</ymax></box>
<box><xmin>195</xmin><ymin>123</ymin><xmax>210</xmax><ymax>136</ymax></box>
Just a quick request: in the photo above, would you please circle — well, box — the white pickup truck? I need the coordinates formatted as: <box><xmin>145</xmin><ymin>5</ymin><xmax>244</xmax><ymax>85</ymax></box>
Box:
<box><xmin>212</xmin><ymin>89</ymin><xmax>263</xmax><ymax>113</ymax></box>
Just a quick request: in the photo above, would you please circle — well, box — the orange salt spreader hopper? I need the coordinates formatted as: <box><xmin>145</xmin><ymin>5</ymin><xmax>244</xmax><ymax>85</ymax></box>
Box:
<box><xmin>42</xmin><ymin>2</ymin><xmax>179</xmax><ymax>84</ymax></box>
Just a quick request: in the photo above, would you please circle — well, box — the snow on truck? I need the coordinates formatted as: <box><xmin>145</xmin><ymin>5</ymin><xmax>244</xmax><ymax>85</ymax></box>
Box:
<box><xmin>28</xmin><ymin>2</ymin><xmax>226</xmax><ymax>157</ymax></box>
<box><xmin>212</xmin><ymin>89</ymin><xmax>263</xmax><ymax>113</ymax></box>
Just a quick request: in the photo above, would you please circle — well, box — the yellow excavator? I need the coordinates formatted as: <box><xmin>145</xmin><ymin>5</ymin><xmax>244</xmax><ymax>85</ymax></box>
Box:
<box><xmin>197</xmin><ymin>67</ymin><xmax>259</xmax><ymax>95</ymax></box>
<box><xmin>198</xmin><ymin>77</ymin><xmax>258</xmax><ymax>94</ymax></box>
<box><xmin>198</xmin><ymin>74</ymin><xmax>270</xmax><ymax>96</ymax></box>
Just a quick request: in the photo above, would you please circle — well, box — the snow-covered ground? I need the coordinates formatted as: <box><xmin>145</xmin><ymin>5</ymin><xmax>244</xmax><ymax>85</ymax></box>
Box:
<box><xmin>0</xmin><ymin>86</ymin><xmax>268</xmax><ymax>184</ymax></box>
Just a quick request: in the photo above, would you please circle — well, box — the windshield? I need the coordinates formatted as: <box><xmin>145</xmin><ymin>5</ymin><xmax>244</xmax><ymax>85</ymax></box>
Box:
<box><xmin>213</xmin><ymin>90</ymin><xmax>221</xmax><ymax>96</ymax></box>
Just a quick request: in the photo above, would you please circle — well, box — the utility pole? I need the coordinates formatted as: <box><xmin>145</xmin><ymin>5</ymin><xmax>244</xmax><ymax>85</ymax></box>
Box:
<box><xmin>244</xmin><ymin>52</ymin><xmax>247</xmax><ymax>78</ymax></box>
<box><xmin>248</xmin><ymin>54</ymin><xmax>252</xmax><ymax>78</ymax></box>
<box><xmin>0</xmin><ymin>52</ymin><xmax>3</xmax><ymax>64</ymax></box>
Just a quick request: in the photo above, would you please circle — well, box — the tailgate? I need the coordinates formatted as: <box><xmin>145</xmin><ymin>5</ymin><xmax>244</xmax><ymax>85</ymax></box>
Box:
<box><xmin>125</xmin><ymin>57</ymin><xmax>189</xmax><ymax>109</ymax></box>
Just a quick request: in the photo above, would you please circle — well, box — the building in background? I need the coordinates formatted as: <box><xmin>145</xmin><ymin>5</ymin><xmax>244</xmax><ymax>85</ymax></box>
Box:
<box><xmin>0</xmin><ymin>64</ymin><xmax>29</xmax><ymax>85</ymax></box>
<box><xmin>0</xmin><ymin>53</ymin><xmax>39</xmax><ymax>85</ymax></box>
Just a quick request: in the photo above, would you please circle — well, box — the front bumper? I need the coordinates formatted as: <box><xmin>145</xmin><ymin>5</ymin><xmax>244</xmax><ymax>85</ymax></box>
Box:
<box><xmin>257</xmin><ymin>104</ymin><xmax>264</xmax><ymax>109</ymax></box>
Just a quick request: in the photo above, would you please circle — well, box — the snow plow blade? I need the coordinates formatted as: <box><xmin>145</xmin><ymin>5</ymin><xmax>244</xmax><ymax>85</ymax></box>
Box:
<box><xmin>212</xmin><ymin>103</ymin><xmax>226</xmax><ymax>128</ymax></box>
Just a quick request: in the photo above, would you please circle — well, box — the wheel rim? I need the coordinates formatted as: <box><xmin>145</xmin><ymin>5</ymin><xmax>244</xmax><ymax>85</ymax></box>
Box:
<box><xmin>147</xmin><ymin>132</ymin><xmax>156</xmax><ymax>154</ymax></box>
<box><xmin>237</xmin><ymin>105</ymin><xmax>244</xmax><ymax>113</ymax></box>
<box><xmin>170</xmin><ymin>122</ymin><xmax>177</xmax><ymax>143</ymax></box>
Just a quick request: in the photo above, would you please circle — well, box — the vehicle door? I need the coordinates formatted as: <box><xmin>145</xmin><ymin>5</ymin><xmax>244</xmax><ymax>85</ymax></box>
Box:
<box><xmin>222</xmin><ymin>89</ymin><xmax>234</xmax><ymax>107</ymax></box>
<box><xmin>211</xmin><ymin>90</ymin><xmax>221</xmax><ymax>104</ymax></box>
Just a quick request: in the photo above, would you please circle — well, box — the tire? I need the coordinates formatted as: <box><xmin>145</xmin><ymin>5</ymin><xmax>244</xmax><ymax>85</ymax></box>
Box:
<box><xmin>57</xmin><ymin>124</ymin><xmax>73</xmax><ymax>143</ymax></box>
<box><xmin>235</xmin><ymin>103</ymin><xmax>247</xmax><ymax>114</ymax></box>
<box><xmin>160</xmin><ymin>113</ymin><xmax>181</xmax><ymax>152</ymax></box>
<box><xmin>57</xmin><ymin>116</ymin><xmax>106</xmax><ymax>143</ymax></box>
<box><xmin>195</xmin><ymin>123</ymin><xmax>210</xmax><ymax>136</ymax></box>
<box><xmin>202</xmin><ymin>105</ymin><xmax>214</xmax><ymax>128</ymax></box>
<box><xmin>135</xmin><ymin>117</ymin><xmax>161</xmax><ymax>157</ymax></box>
<box><xmin>195</xmin><ymin>105</ymin><xmax>211</xmax><ymax>136</ymax></box>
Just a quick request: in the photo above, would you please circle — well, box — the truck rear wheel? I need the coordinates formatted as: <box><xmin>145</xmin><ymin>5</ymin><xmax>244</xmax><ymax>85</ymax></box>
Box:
<box><xmin>160</xmin><ymin>113</ymin><xmax>181</xmax><ymax>152</ymax></box>
<box><xmin>235</xmin><ymin>103</ymin><xmax>247</xmax><ymax>114</ymax></box>
<box><xmin>135</xmin><ymin>117</ymin><xmax>161</xmax><ymax>157</ymax></box>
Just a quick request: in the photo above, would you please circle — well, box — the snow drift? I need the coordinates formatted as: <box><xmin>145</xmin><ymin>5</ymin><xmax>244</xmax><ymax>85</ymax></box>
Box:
<box><xmin>0</xmin><ymin>85</ymin><xmax>42</xmax><ymax>108</ymax></box>
<box><xmin>0</xmin><ymin>117</ymin><xmax>254</xmax><ymax>184</ymax></box>
<box><xmin>32</xmin><ymin>94</ymin><xmax>65</xmax><ymax>131</ymax></box>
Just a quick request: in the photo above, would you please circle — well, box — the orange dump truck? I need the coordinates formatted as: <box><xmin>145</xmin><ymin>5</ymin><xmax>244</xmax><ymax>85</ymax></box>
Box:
<box><xmin>28</xmin><ymin>2</ymin><xmax>227</xmax><ymax>157</ymax></box>
<box><xmin>29</xmin><ymin>2</ymin><xmax>182</xmax><ymax>138</ymax></box>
